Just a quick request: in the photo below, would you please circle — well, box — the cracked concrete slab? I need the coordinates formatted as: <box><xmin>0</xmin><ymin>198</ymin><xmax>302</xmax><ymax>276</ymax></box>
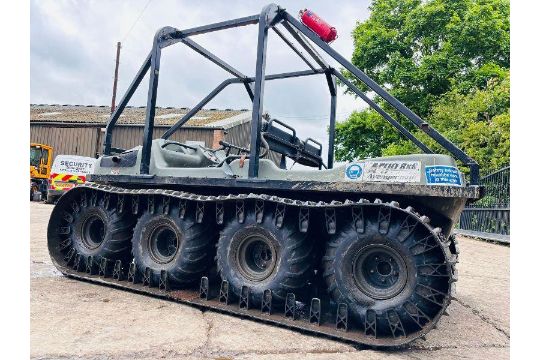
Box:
<box><xmin>30</xmin><ymin>277</ymin><xmax>208</xmax><ymax>359</ymax></box>
<box><xmin>409</xmin><ymin>301</ymin><xmax>508</xmax><ymax>349</ymax></box>
<box><xmin>202</xmin><ymin>311</ymin><xmax>354</xmax><ymax>354</ymax></box>
<box><xmin>235</xmin><ymin>351</ymin><xmax>401</xmax><ymax>360</ymax></box>
<box><xmin>234</xmin><ymin>346</ymin><xmax>510</xmax><ymax>360</ymax></box>
<box><xmin>453</xmin><ymin>238</ymin><xmax>510</xmax><ymax>336</ymax></box>
<box><xmin>30</xmin><ymin>202</ymin><xmax>509</xmax><ymax>359</ymax></box>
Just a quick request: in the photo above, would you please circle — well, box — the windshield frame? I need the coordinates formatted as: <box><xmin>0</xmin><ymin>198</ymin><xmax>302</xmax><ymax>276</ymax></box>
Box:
<box><xmin>30</xmin><ymin>146</ymin><xmax>42</xmax><ymax>168</ymax></box>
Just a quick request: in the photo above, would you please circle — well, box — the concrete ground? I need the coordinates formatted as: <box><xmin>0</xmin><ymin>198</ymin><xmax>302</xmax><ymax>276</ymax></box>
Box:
<box><xmin>30</xmin><ymin>202</ymin><xmax>510</xmax><ymax>359</ymax></box>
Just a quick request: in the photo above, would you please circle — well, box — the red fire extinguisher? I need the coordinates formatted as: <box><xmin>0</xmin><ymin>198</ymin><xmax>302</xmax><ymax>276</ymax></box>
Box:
<box><xmin>299</xmin><ymin>9</ymin><xmax>338</xmax><ymax>43</ymax></box>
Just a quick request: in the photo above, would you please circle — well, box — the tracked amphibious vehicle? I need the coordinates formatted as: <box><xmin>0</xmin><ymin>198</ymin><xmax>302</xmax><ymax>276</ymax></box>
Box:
<box><xmin>47</xmin><ymin>4</ymin><xmax>483</xmax><ymax>347</ymax></box>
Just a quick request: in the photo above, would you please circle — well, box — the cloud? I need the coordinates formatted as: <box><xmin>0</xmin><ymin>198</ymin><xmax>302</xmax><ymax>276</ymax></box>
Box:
<box><xmin>30</xmin><ymin>0</ymin><xmax>371</xmax><ymax>153</ymax></box>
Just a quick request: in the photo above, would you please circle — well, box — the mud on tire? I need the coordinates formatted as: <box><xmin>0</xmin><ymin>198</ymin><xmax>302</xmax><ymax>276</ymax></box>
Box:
<box><xmin>132</xmin><ymin>200</ymin><xmax>216</xmax><ymax>287</ymax></box>
<box><xmin>216</xmin><ymin>206</ymin><xmax>314</xmax><ymax>306</ymax></box>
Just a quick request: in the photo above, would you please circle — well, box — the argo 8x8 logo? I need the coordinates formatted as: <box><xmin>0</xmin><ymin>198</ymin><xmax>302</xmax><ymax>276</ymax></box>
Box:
<box><xmin>345</xmin><ymin>163</ymin><xmax>363</xmax><ymax>180</ymax></box>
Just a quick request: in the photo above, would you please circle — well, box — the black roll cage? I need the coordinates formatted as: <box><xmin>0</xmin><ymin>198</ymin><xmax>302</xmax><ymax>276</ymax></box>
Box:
<box><xmin>103</xmin><ymin>3</ymin><xmax>480</xmax><ymax>185</ymax></box>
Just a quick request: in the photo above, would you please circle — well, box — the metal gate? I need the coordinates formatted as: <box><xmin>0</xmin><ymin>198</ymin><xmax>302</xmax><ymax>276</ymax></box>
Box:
<box><xmin>457</xmin><ymin>167</ymin><xmax>510</xmax><ymax>243</ymax></box>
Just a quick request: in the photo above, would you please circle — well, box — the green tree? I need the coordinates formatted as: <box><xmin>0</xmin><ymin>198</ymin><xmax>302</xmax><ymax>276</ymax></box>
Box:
<box><xmin>383</xmin><ymin>71</ymin><xmax>510</xmax><ymax>175</ymax></box>
<box><xmin>346</xmin><ymin>0</ymin><xmax>509</xmax><ymax>117</ymax></box>
<box><xmin>335</xmin><ymin>0</ymin><xmax>510</xmax><ymax>175</ymax></box>
<box><xmin>334</xmin><ymin>110</ymin><xmax>398</xmax><ymax>161</ymax></box>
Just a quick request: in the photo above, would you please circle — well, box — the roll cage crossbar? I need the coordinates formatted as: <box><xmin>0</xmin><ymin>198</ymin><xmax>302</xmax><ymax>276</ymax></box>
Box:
<box><xmin>103</xmin><ymin>3</ymin><xmax>480</xmax><ymax>185</ymax></box>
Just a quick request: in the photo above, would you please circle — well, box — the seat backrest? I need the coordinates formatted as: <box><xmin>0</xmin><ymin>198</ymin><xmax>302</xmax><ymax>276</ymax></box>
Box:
<box><xmin>262</xmin><ymin>119</ymin><xmax>323</xmax><ymax>168</ymax></box>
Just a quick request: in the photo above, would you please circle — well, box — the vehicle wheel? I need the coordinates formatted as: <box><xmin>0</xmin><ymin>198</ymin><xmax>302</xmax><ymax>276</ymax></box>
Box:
<box><xmin>46</xmin><ymin>194</ymin><xmax>57</xmax><ymax>204</ymax></box>
<box><xmin>323</xmin><ymin>203</ymin><xmax>453</xmax><ymax>338</ymax></box>
<box><xmin>216</xmin><ymin>207</ymin><xmax>314</xmax><ymax>305</ymax></box>
<box><xmin>30</xmin><ymin>183</ymin><xmax>39</xmax><ymax>201</ymax></box>
<box><xmin>70</xmin><ymin>200</ymin><xmax>134</xmax><ymax>262</ymax></box>
<box><xmin>131</xmin><ymin>200</ymin><xmax>215</xmax><ymax>287</ymax></box>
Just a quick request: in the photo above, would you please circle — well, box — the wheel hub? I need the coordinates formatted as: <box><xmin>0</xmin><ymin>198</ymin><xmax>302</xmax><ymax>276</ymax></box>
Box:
<box><xmin>353</xmin><ymin>244</ymin><xmax>408</xmax><ymax>300</ymax></box>
<box><xmin>148</xmin><ymin>225</ymin><xmax>179</xmax><ymax>264</ymax></box>
<box><xmin>236</xmin><ymin>234</ymin><xmax>277</xmax><ymax>282</ymax></box>
<box><xmin>81</xmin><ymin>215</ymin><xmax>106</xmax><ymax>250</ymax></box>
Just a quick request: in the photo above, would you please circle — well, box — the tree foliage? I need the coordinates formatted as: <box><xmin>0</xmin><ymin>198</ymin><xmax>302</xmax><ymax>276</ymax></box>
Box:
<box><xmin>334</xmin><ymin>110</ymin><xmax>399</xmax><ymax>161</ymax></box>
<box><xmin>383</xmin><ymin>72</ymin><xmax>509</xmax><ymax>175</ymax></box>
<box><xmin>335</xmin><ymin>0</ymin><xmax>510</xmax><ymax>176</ymax></box>
<box><xmin>346</xmin><ymin>0</ymin><xmax>509</xmax><ymax>117</ymax></box>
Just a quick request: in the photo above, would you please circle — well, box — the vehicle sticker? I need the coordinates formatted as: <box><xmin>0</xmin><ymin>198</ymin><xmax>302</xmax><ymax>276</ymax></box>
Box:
<box><xmin>49</xmin><ymin>174</ymin><xmax>85</xmax><ymax>191</ymax></box>
<box><xmin>345</xmin><ymin>161</ymin><xmax>421</xmax><ymax>183</ymax></box>
<box><xmin>425</xmin><ymin>165</ymin><xmax>462</xmax><ymax>186</ymax></box>
<box><xmin>362</xmin><ymin>161</ymin><xmax>421</xmax><ymax>183</ymax></box>
<box><xmin>52</xmin><ymin>182</ymin><xmax>75</xmax><ymax>190</ymax></box>
<box><xmin>344</xmin><ymin>163</ymin><xmax>363</xmax><ymax>180</ymax></box>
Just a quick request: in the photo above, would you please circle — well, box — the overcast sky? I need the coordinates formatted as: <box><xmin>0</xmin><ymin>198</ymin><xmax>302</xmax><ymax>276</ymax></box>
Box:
<box><xmin>30</xmin><ymin>0</ymin><xmax>371</xmax><ymax>155</ymax></box>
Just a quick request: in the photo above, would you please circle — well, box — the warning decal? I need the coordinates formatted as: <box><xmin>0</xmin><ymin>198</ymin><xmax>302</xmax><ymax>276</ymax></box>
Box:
<box><xmin>345</xmin><ymin>161</ymin><xmax>421</xmax><ymax>183</ymax></box>
<box><xmin>425</xmin><ymin>165</ymin><xmax>462</xmax><ymax>186</ymax></box>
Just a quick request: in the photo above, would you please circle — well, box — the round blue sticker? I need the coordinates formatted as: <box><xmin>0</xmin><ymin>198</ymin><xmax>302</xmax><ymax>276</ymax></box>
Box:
<box><xmin>345</xmin><ymin>163</ymin><xmax>363</xmax><ymax>180</ymax></box>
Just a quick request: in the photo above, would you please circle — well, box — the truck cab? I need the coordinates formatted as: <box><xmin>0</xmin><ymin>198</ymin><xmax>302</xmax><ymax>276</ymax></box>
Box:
<box><xmin>30</xmin><ymin>143</ymin><xmax>53</xmax><ymax>200</ymax></box>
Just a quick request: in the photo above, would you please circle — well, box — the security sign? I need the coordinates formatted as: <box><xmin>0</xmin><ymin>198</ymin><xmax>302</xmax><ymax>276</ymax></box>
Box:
<box><xmin>49</xmin><ymin>155</ymin><xmax>96</xmax><ymax>192</ymax></box>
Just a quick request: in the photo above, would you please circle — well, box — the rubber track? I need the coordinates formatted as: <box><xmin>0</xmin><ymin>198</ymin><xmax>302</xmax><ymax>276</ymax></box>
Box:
<box><xmin>48</xmin><ymin>182</ymin><xmax>459</xmax><ymax>348</ymax></box>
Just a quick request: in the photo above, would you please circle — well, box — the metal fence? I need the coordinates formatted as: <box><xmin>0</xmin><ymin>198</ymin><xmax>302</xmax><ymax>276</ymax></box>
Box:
<box><xmin>457</xmin><ymin>166</ymin><xmax>510</xmax><ymax>242</ymax></box>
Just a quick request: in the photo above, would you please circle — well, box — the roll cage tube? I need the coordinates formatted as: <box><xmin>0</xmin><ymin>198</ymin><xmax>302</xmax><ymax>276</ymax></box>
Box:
<box><xmin>103</xmin><ymin>3</ymin><xmax>480</xmax><ymax>185</ymax></box>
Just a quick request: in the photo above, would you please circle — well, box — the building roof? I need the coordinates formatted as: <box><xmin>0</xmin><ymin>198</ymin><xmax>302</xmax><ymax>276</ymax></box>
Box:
<box><xmin>30</xmin><ymin>104</ymin><xmax>251</xmax><ymax>129</ymax></box>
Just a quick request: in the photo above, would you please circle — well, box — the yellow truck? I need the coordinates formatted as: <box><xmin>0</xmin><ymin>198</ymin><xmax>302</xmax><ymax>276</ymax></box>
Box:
<box><xmin>30</xmin><ymin>143</ymin><xmax>53</xmax><ymax>200</ymax></box>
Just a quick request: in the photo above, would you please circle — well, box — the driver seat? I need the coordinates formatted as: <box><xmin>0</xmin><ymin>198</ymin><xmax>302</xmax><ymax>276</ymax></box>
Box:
<box><xmin>156</xmin><ymin>139</ymin><xmax>215</xmax><ymax>168</ymax></box>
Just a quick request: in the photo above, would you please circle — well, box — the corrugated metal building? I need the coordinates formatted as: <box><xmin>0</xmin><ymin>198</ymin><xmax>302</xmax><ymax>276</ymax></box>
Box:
<box><xmin>30</xmin><ymin>104</ymin><xmax>271</xmax><ymax>161</ymax></box>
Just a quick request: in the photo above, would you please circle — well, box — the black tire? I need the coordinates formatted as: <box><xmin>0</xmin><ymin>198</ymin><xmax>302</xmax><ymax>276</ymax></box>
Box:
<box><xmin>131</xmin><ymin>201</ymin><xmax>215</xmax><ymax>287</ymax></box>
<box><xmin>448</xmin><ymin>233</ymin><xmax>459</xmax><ymax>257</ymax></box>
<box><xmin>216</xmin><ymin>207</ymin><xmax>314</xmax><ymax>305</ymax></box>
<box><xmin>30</xmin><ymin>183</ymin><xmax>39</xmax><ymax>201</ymax></box>
<box><xmin>70</xmin><ymin>201</ymin><xmax>134</xmax><ymax>262</ymax></box>
<box><xmin>46</xmin><ymin>194</ymin><xmax>57</xmax><ymax>204</ymax></box>
<box><xmin>323</xmin><ymin>203</ymin><xmax>452</xmax><ymax>338</ymax></box>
